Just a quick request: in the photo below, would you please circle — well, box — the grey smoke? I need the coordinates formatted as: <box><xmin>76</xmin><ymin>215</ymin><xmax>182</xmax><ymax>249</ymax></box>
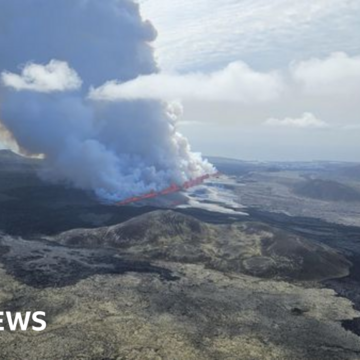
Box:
<box><xmin>0</xmin><ymin>0</ymin><xmax>213</xmax><ymax>200</ymax></box>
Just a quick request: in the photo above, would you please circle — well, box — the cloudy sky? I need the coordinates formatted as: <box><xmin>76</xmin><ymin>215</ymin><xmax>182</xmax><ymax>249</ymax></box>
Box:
<box><xmin>132</xmin><ymin>0</ymin><xmax>360</xmax><ymax>161</ymax></box>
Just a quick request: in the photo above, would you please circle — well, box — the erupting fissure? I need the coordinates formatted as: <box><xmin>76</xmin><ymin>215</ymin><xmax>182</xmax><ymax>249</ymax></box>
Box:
<box><xmin>116</xmin><ymin>173</ymin><xmax>219</xmax><ymax>206</ymax></box>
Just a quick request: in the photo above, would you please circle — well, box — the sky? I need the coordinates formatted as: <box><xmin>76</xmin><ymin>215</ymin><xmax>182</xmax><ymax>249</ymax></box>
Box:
<box><xmin>132</xmin><ymin>0</ymin><xmax>360</xmax><ymax>161</ymax></box>
<box><xmin>1</xmin><ymin>0</ymin><xmax>359</xmax><ymax>163</ymax></box>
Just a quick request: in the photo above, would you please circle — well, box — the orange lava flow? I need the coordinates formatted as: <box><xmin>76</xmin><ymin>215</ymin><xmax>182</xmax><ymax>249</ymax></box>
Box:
<box><xmin>115</xmin><ymin>172</ymin><xmax>220</xmax><ymax>206</ymax></box>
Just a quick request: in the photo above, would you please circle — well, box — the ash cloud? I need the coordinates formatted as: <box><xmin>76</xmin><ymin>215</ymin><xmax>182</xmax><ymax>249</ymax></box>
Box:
<box><xmin>0</xmin><ymin>0</ymin><xmax>213</xmax><ymax>200</ymax></box>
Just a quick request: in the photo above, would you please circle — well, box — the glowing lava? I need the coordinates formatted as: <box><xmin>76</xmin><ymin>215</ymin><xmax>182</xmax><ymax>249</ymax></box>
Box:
<box><xmin>116</xmin><ymin>173</ymin><xmax>219</xmax><ymax>206</ymax></box>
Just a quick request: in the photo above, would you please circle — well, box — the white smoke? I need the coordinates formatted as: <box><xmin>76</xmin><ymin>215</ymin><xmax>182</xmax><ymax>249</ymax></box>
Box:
<box><xmin>0</xmin><ymin>0</ymin><xmax>214</xmax><ymax>201</ymax></box>
<box><xmin>2</xmin><ymin>60</ymin><xmax>82</xmax><ymax>93</ymax></box>
<box><xmin>89</xmin><ymin>61</ymin><xmax>284</xmax><ymax>103</ymax></box>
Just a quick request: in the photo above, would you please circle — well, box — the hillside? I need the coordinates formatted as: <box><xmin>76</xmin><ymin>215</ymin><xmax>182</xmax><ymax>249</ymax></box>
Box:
<box><xmin>55</xmin><ymin>210</ymin><xmax>351</xmax><ymax>281</ymax></box>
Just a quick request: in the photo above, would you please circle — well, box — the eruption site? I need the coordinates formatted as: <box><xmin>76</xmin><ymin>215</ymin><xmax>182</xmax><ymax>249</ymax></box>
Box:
<box><xmin>0</xmin><ymin>0</ymin><xmax>214</xmax><ymax>201</ymax></box>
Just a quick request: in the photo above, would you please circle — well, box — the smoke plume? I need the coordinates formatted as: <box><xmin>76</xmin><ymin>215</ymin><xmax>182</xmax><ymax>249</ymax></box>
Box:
<box><xmin>0</xmin><ymin>0</ymin><xmax>214</xmax><ymax>200</ymax></box>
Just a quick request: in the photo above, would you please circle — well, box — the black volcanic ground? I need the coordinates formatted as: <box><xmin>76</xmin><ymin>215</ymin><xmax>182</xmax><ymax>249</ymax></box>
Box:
<box><xmin>1</xmin><ymin>151</ymin><xmax>360</xmax><ymax>359</ymax></box>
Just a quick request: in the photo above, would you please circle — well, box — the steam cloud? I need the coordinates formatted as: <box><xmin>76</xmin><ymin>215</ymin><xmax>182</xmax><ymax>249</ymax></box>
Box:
<box><xmin>264</xmin><ymin>113</ymin><xmax>329</xmax><ymax>129</ymax></box>
<box><xmin>89</xmin><ymin>62</ymin><xmax>284</xmax><ymax>103</ymax></box>
<box><xmin>0</xmin><ymin>0</ymin><xmax>214</xmax><ymax>200</ymax></box>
